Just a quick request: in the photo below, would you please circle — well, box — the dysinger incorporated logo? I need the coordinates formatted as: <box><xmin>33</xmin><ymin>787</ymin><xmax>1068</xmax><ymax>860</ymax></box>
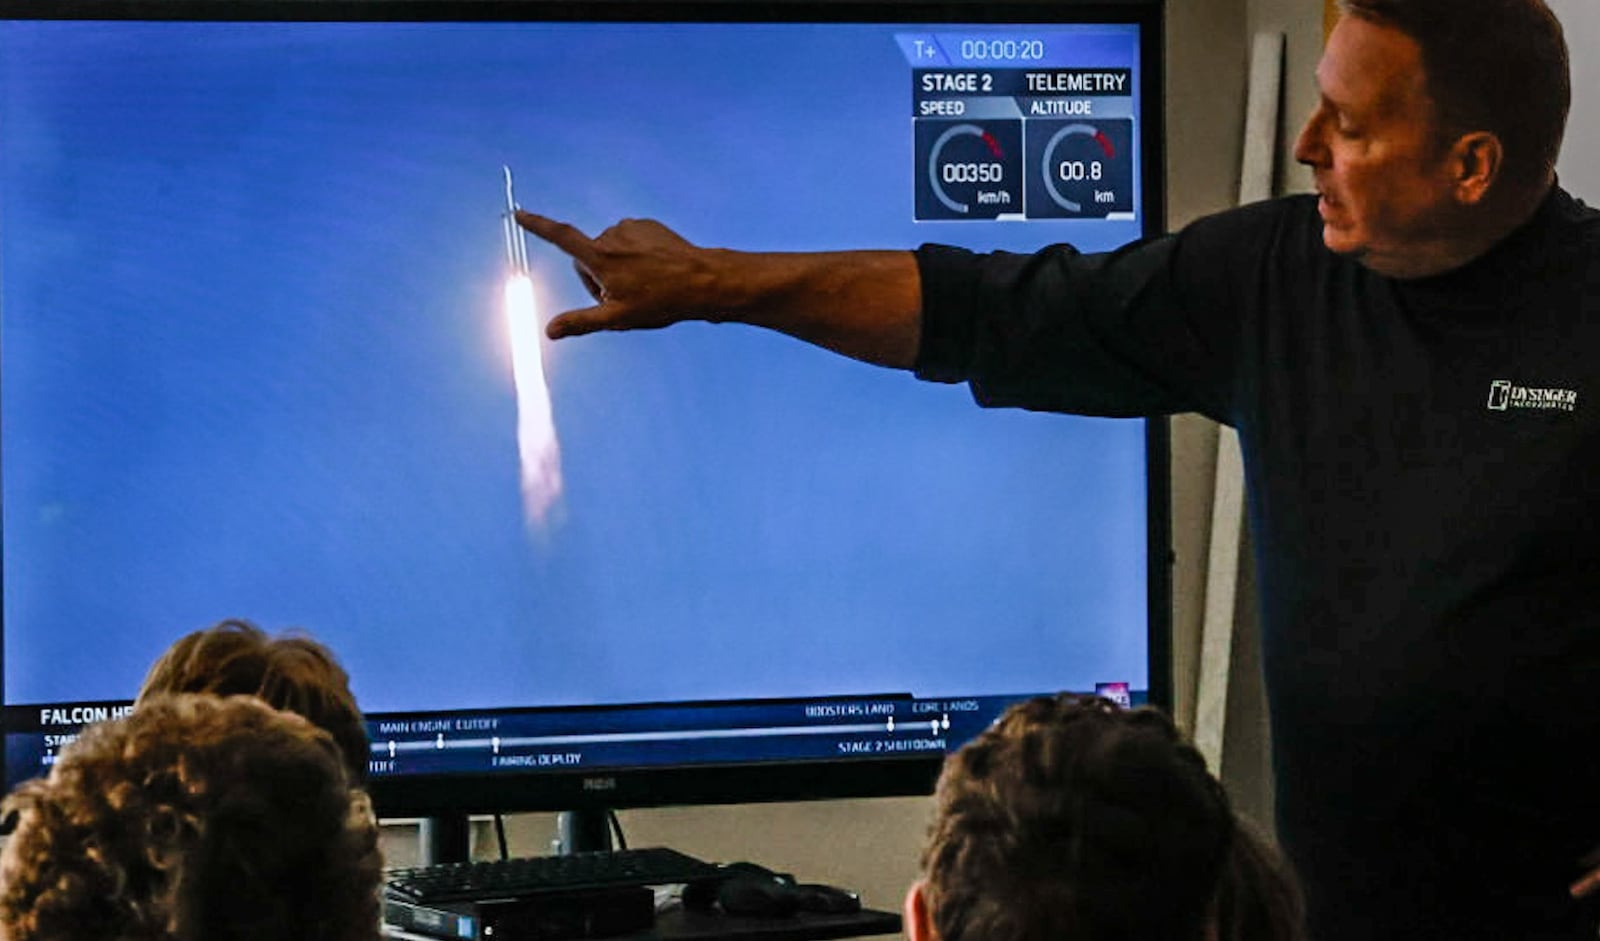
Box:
<box><xmin>1487</xmin><ymin>379</ymin><xmax>1578</xmax><ymax>412</ymax></box>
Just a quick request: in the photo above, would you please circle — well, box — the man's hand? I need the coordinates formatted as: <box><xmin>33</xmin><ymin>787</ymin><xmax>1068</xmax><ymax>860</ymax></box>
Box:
<box><xmin>515</xmin><ymin>212</ymin><xmax>725</xmax><ymax>340</ymax></box>
<box><xmin>515</xmin><ymin>210</ymin><xmax>922</xmax><ymax>367</ymax></box>
<box><xmin>1572</xmin><ymin>846</ymin><xmax>1600</xmax><ymax>899</ymax></box>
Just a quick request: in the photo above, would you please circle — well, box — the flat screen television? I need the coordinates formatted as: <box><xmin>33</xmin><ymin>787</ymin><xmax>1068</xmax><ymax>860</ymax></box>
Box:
<box><xmin>0</xmin><ymin>0</ymin><xmax>1169</xmax><ymax>841</ymax></box>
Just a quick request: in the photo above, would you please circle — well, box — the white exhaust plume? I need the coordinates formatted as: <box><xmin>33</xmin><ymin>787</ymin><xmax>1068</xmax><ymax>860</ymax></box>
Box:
<box><xmin>501</xmin><ymin>167</ymin><xmax>563</xmax><ymax>527</ymax></box>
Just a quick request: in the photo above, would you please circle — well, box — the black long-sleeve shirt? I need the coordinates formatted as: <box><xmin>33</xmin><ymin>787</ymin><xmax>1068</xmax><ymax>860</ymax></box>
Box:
<box><xmin>916</xmin><ymin>188</ymin><xmax>1600</xmax><ymax>940</ymax></box>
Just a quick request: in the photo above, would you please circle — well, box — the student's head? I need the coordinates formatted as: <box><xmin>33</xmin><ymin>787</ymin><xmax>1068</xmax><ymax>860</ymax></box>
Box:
<box><xmin>905</xmin><ymin>694</ymin><xmax>1303</xmax><ymax>941</ymax></box>
<box><xmin>1292</xmin><ymin>0</ymin><xmax>1569</xmax><ymax>277</ymax></box>
<box><xmin>0</xmin><ymin>693</ymin><xmax>383</xmax><ymax>941</ymax></box>
<box><xmin>136</xmin><ymin>619</ymin><xmax>368</xmax><ymax>782</ymax></box>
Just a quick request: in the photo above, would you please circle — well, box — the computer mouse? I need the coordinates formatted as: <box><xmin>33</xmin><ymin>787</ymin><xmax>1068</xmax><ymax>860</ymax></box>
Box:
<box><xmin>718</xmin><ymin>874</ymin><xmax>801</xmax><ymax>917</ymax></box>
<box><xmin>793</xmin><ymin>883</ymin><xmax>862</xmax><ymax>914</ymax></box>
<box><xmin>712</xmin><ymin>861</ymin><xmax>793</xmax><ymax>883</ymax></box>
<box><xmin>680</xmin><ymin>876</ymin><xmax>720</xmax><ymax>911</ymax></box>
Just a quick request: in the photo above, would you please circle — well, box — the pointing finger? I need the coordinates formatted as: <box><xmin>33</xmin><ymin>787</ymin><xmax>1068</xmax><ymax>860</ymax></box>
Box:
<box><xmin>515</xmin><ymin>211</ymin><xmax>597</xmax><ymax>264</ymax></box>
<box><xmin>1571</xmin><ymin>869</ymin><xmax>1600</xmax><ymax>898</ymax></box>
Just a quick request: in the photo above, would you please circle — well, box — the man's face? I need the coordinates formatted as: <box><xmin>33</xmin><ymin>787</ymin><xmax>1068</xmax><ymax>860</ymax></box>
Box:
<box><xmin>1293</xmin><ymin>16</ymin><xmax>1465</xmax><ymax>277</ymax></box>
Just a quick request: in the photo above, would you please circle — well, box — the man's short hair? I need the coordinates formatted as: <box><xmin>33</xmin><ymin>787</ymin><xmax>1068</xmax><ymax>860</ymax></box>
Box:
<box><xmin>920</xmin><ymin>695</ymin><xmax>1235</xmax><ymax>941</ymax></box>
<box><xmin>0</xmin><ymin>693</ymin><xmax>383</xmax><ymax>941</ymax></box>
<box><xmin>136</xmin><ymin>619</ymin><xmax>369</xmax><ymax>781</ymax></box>
<box><xmin>1339</xmin><ymin>0</ymin><xmax>1569</xmax><ymax>192</ymax></box>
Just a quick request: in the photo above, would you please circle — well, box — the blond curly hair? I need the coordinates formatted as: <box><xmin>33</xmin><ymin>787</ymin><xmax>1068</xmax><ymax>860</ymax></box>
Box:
<box><xmin>0</xmin><ymin>693</ymin><xmax>383</xmax><ymax>941</ymax></box>
<box><xmin>136</xmin><ymin>619</ymin><xmax>370</xmax><ymax>783</ymax></box>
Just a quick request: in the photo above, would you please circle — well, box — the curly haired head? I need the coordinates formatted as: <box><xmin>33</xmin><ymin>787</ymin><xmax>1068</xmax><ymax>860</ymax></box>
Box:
<box><xmin>136</xmin><ymin>619</ymin><xmax>369</xmax><ymax>782</ymax></box>
<box><xmin>919</xmin><ymin>695</ymin><xmax>1236</xmax><ymax>941</ymax></box>
<box><xmin>0</xmin><ymin>693</ymin><xmax>383</xmax><ymax>941</ymax></box>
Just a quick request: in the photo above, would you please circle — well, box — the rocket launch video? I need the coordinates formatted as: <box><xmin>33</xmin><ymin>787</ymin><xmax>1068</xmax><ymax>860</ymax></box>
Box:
<box><xmin>501</xmin><ymin>166</ymin><xmax>563</xmax><ymax>528</ymax></box>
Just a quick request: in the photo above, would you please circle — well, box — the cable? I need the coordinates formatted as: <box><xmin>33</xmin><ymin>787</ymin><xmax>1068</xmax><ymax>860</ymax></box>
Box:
<box><xmin>607</xmin><ymin>809</ymin><xmax>628</xmax><ymax>851</ymax></box>
<box><xmin>494</xmin><ymin>814</ymin><xmax>509</xmax><ymax>860</ymax></box>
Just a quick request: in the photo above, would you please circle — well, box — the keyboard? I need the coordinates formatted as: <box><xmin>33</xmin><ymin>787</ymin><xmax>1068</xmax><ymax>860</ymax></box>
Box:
<box><xmin>385</xmin><ymin>846</ymin><xmax>720</xmax><ymax>903</ymax></box>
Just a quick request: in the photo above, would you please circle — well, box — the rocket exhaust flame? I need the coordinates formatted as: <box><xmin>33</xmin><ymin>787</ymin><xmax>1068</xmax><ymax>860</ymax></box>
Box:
<box><xmin>501</xmin><ymin>167</ymin><xmax>563</xmax><ymax>527</ymax></box>
<box><xmin>505</xmin><ymin>274</ymin><xmax>563</xmax><ymax>526</ymax></box>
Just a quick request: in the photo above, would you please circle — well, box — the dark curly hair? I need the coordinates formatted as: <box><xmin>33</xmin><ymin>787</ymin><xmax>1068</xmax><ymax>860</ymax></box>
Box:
<box><xmin>0</xmin><ymin>693</ymin><xmax>383</xmax><ymax>941</ymax></box>
<box><xmin>136</xmin><ymin>619</ymin><xmax>369</xmax><ymax>783</ymax></box>
<box><xmin>921</xmin><ymin>694</ymin><xmax>1303</xmax><ymax>941</ymax></box>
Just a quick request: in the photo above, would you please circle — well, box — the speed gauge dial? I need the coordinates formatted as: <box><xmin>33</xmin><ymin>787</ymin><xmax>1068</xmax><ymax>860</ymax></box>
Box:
<box><xmin>914</xmin><ymin>119</ymin><xmax>1022</xmax><ymax>220</ymax></box>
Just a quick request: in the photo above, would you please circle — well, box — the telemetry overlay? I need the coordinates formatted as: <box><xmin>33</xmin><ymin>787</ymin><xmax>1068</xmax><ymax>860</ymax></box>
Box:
<box><xmin>901</xmin><ymin>32</ymin><xmax>1139</xmax><ymax>222</ymax></box>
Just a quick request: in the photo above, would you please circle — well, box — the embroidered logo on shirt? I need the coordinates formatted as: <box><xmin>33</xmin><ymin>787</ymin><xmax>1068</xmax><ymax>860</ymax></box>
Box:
<box><xmin>1486</xmin><ymin>379</ymin><xmax>1578</xmax><ymax>412</ymax></box>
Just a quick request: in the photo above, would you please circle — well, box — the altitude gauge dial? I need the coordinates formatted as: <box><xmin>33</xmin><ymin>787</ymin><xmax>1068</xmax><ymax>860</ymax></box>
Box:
<box><xmin>914</xmin><ymin>119</ymin><xmax>1022</xmax><ymax>220</ymax></box>
<box><xmin>1025</xmin><ymin>118</ymin><xmax>1133</xmax><ymax>218</ymax></box>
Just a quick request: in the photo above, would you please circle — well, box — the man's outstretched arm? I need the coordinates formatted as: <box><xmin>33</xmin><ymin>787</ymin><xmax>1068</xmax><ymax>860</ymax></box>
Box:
<box><xmin>516</xmin><ymin>212</ymin><xmax>922</xmax><ymax>369</ymax></box>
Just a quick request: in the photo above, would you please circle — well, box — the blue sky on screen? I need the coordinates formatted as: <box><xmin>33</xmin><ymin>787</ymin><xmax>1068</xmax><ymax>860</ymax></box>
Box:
<box><xmin>0</xmin><ymin>20</ymin><xmax>1148</xmax><ymax>711</ymax></box>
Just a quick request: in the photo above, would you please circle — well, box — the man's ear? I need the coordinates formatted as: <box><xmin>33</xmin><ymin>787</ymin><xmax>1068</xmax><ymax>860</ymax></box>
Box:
<box><xmin>1448</xmin><ymin>130</ymin><xmax>1503</xmax><ymax>205</ymax></box>
<box><xmin>904</xmin><ymin>880</ymin><xmax>938</xmax><ymax>941</ymax></box>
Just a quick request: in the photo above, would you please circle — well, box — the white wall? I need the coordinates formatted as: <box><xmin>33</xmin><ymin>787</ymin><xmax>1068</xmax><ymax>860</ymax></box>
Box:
<box><xmin>1551</xmin><ymin>0</ymin><xmax>1600</xmax><ymax>199</ymax></box>
<box><xmin>1205</xmin><ymin>0</ymin><xmax>1325</xmax><ymax>838</ymax></box>
<box><xmin>1250</xmin><ymin>0</ymin><xmax>1324</xmax><ymax>197</ymax></box>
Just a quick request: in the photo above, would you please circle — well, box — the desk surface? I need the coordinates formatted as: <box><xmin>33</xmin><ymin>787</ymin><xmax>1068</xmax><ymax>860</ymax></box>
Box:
<box><xmin>384</xmin><ymin>904</ymin><xmax>901</xmax><ymax>941</ymax></box>
<box><xmin>642</xmin><ymin>905</ymin><xmax>901</xmax><ymax>941</ymax></box>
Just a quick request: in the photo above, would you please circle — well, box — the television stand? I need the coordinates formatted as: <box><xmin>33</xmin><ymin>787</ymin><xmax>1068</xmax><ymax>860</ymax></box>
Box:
<box><xmin>413</xmin><ymin>808</ymin><xmax>611</xmax><ymax>864</ymax></box>
<box><xmin>418</xmin><ymin>813</ymin><xmax>471</xmax><ymax>865</ymax></box>
<box><xmin>556</xmin><ymin>807</ymin><xmax>612</xmax><ymax>854</ymax></box>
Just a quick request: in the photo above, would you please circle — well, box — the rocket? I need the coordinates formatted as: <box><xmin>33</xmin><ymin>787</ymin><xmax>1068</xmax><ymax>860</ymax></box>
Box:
<box><xmin>501</xmin><ymin>165</ymin><xmax>530</xmax><ymax>276</ymax></box>
<box><xmin>497</xmin><ymin>165</ymin><xmax>564</xmax><ymax>528</ymax></box>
